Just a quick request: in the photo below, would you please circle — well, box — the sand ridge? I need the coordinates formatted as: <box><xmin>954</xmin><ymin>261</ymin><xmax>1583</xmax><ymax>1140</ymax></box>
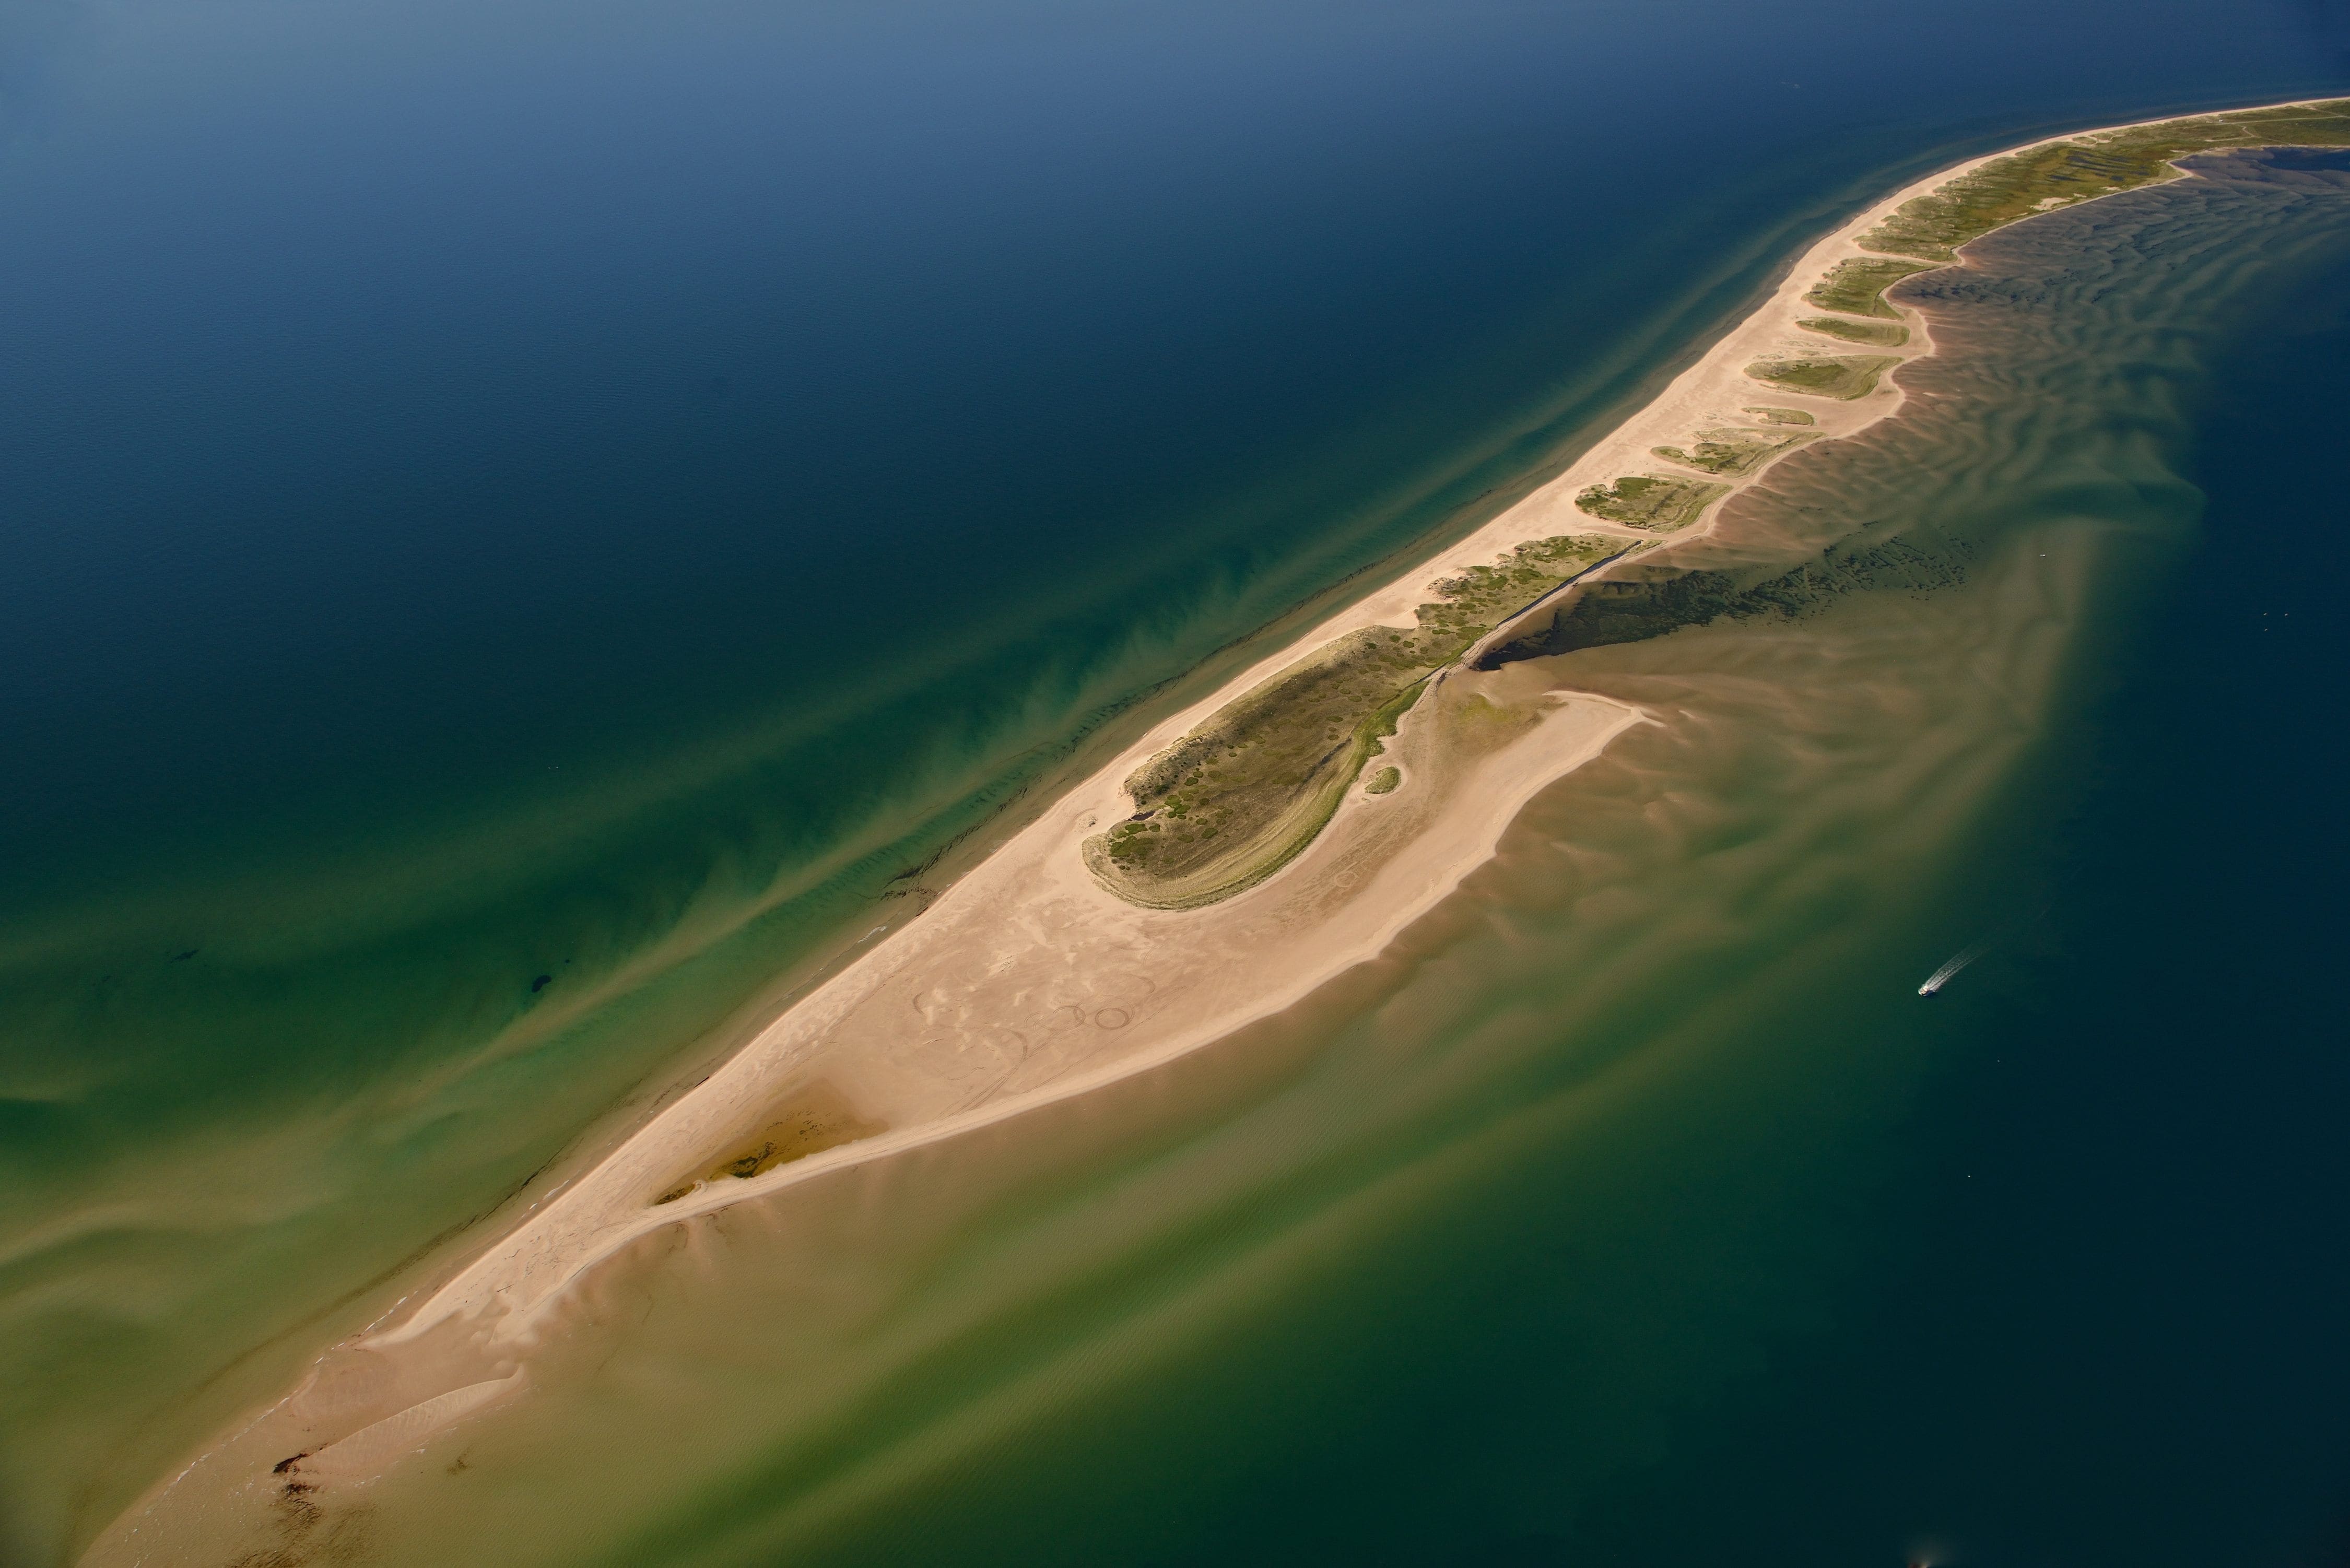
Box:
<box><xmin>374</xmin><ymin>100</ymin><xmax>2347</xmax><ymax>1353</ymax></box>
<box><xmin>84</xmin><ymin>103</ymin><xmax>2344</xmax><ymax>1547</ymax></box>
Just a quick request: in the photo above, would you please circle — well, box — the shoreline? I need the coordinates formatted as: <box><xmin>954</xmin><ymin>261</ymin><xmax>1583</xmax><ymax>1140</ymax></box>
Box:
<box><xmin>88</xmin><ymin>95</ymin><xmax>2349</xmax><ymax>1547</ymax></box>
<box><xmin>373</xmin><ymin>94</ymin><xmax>2348</xmax><ymax>1346</ymax></box>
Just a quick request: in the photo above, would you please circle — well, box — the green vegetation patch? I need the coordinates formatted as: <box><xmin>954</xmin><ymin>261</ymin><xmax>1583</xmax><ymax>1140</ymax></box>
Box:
<box><xmin>1086</xmin><ymin>534</ymin><xmax>1621</xmax><ymax>909</ymax></box>
<box><xmin>1650</xmin><ymin>427</ymin><xmax>1816</xmax><ymax>477</ymax></box>
<box><xmin>1743</xmin><ymin>406</ymin><xmax>1815</xmax><ymax>426</ymax></box>
<box><xmin>1573</xmin><ymin>474</ymin><xmax>1732</xmax><ymax>532</ymax></box>
<box><xmin>1744</xmin><ymin>354</ymin><xmax>1901</xmax><ymax>401</ymax></box>
<box><xmin>1864</xmin><ymin>99</ymin><xmax>2350</xmax><ymax>262</ymax></box>
<box><xmin>1364</xmin><ymin>766</ymin><xmax>1401</xmax><ymax>796</ymax></box>
<box><xmin>1799</xmin><ymin>315</ymin><xmax>1909</xmax><ymax>347</ymax></box>
<box><xmin>1797</xmin><ymin>103</ymin><xmax>2350</xmax><ymax>345</ymax></box>
<box><xmin>1804</xmin><ymin>257</ymin><xmax>1931</xmax><ymax>319</ymax></box>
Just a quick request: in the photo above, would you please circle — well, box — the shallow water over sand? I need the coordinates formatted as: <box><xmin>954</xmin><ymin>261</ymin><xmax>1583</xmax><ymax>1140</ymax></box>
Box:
<box><xmin>85</xmin><ymin>152</ymin><xmax>2350</xmax><ymax>1567</ymax></box>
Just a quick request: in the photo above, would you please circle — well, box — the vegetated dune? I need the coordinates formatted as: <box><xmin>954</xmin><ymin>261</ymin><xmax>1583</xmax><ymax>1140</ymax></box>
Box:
<box><xmin>1084</xmin><ymin>534</ymin><xmax>1623</xmax><ymax>909</ymax></box>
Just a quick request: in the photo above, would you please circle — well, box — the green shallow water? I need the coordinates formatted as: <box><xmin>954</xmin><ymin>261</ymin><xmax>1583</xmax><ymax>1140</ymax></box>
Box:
<box><xmin>8</xmin><ymin>84</ymin><xmax>2224</xmax><ymax>1567</ymax></box>
<box><xmin>91</xmin><ymin>151</ymin><xmax>2350</xmax><ymax>1565</ymax></box>
<box><xmin>1</xmin><ymin>93</ymin><xmax>2041</xmax><ymax>1564</ymax></box>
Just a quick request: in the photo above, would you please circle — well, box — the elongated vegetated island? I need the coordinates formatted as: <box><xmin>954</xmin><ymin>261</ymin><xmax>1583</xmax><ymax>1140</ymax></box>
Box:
<box><xmin>1650</xmin><ymin>427</ymin><xmax>1818</xmax><ymax>476</ymax></box>
<box><xmin>1806</xmin><ymin>256</ymin><xmax>1930</xmax><ymax>316</ymax></box>
<box><xmin>1797</xmin><ymin>315</ymin><xmax>1910</xmax><ymax>347</ymax></box>
<box><xmin>1574</xmin><ymin>473</ymin><xmax>1734</xmax><ymax>526</ymax></box>
<box><xmin>1480</xmin><ymin>97</ymin><xmax>2350</xmax><ymax>668</ymax></box>
<box><xmin>1744</xmin><ymin>352</ymin><xmax>1904</xmax><ymax>399</ymax></box>
<box><xmin>87</xmin><ymin>99</ymin><xmax>2350</xmax><ymax>1568</ymax></box>
<box><xmin>1083</xmin><ymin>534</ymin><xmax>1625</xmax><ymax>908</ymax></box>
<box><xmin>1079</xmin><ymin>95</ymin><xmax>2350</xmax><ymax>915</ymax></box>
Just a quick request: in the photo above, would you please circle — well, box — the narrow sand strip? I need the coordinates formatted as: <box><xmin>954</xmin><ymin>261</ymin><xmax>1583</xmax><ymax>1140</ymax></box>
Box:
<box><xmin>367</xmin><ymin>99</ymin><xmax>2335</xmax><ymax>1355</ymax></box>
<box><xmin>292</xmin><ymin>1376</ymin><xmax>523</xmax><ymax>1483</ymax></box>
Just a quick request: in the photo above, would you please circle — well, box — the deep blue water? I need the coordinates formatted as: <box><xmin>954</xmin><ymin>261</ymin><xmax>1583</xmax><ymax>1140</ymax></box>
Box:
<box><xmin>5</xmin><ymin>0</ymin><xmax>2344</xmax><ymax>911</ymax></box>
<box><xmin>4</xmin><ymin>2</ymin><xmax>2350</xmax><ymax>1562</ymax></box>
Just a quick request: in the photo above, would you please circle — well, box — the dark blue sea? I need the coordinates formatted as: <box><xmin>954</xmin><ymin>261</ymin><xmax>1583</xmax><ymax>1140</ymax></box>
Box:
<box><xmin>2</xmin><ymin>2</ymin><xmax>2347</xmax><ymax>1563</ymax></box>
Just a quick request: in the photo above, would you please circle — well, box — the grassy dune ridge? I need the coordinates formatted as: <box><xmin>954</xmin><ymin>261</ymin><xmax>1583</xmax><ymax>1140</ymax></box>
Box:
<box><xmin>1573</xmin><ymin>473</ymin><xmax>1734</xmax><ymax>527</ymax></box>
<box><xmin>1650</xmin><ymin>429</ymin><xmax>1818</xmax><ymax>477</ymax></box>
<box><xmin>1084</xmin><ymin>535</ymin><xmax>1621</xmax><ymax>909</ymax></box>
<box><xmin>1085</xmin><ymin>98</ymin><xmax>2350</xmax><ymax>913</ymax></box>
<box><xmin>1798</xmin><ymin>316</ymin><xmax>1909</xmax><ymax>347</ymax></box>
<box><xmin>1483</xmin><ymin>98</ymin><xmax>2350</xmax><ymax>671</ymax></box>
<box><xmin>1744</xmin><ymin>353</ymin><xmax>1902</xmax><ymax>400</ymax></box>
<box><xmin>1860</xmin><ymin>99</ymin><xmax>2350</xmax><ymax>263</ymax></box>
<box><xmin>1804</xmin><ymin>256</ymin><xmax>1932</xmax><ymax>317</ymax></box>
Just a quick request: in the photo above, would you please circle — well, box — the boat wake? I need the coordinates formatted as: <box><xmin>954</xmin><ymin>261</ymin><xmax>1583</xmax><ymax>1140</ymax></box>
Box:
<box><xmin>1917</xmin><ymin>941</ymin><xmax>1989</xmax><ymax>996</ymax></box>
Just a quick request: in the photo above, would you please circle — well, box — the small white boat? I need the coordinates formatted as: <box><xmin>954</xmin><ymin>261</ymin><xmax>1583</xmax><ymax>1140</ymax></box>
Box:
<box><xmin>1918</xmin><ymin>940</ymin><xmax>1988</xmax><ymax>997</ymax></box>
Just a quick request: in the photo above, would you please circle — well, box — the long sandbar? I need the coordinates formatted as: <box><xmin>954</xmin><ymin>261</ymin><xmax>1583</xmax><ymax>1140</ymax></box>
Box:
<box><xmin>373</xmin><ymin>98</ymin><xmax>2348</xmax><ymax>1354</ymax></box>
<box><xmin>76</xmin><ymin>113</ymin><xmax>2334</xmax><ymax>1546</ymax></box>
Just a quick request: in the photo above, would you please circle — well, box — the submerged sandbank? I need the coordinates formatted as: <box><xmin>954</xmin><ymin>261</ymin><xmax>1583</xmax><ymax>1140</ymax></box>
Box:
<box><xmin>83</xmin><ymin>93</ymin><xmax>2350</xmax><ymax>1560</ymax></box>
<box><xmin>360</xmin><ymin>91</ymin><xmax>2350</xmax><ymax>1348</ymax></box>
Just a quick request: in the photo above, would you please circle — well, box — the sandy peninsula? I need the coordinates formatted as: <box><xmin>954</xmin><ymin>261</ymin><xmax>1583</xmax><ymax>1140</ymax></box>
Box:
<box><xmin>371</xmin><ymin>149</ymin><xmax>1946</xmax><ymax>1350</ymax></box>
<box><xmin>355</xmin><ymin>93</ymin><xmax>2350</xmax><ymax>1373</ymax></box>
<box><xmin>84</xmin><ymin>98</ymin><xmax>2350</xmax><ymax>1546</ymax></box>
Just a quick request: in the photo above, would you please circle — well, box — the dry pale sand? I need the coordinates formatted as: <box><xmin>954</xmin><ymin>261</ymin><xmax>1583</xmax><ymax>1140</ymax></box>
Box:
<box><xmin>374</xmin><ymin>679</ymin><xmax>1648</xmax><ymax>1348</ymax></box>
<box><xmin>85</xmin><ymin>101</ymin><xmax>2340</xmax><ymax>1540</ymax></box>
<box><xmin>374</xmin><ymin>96</ymin><xmax>2333</xmax><ymax>1363</ymax></box>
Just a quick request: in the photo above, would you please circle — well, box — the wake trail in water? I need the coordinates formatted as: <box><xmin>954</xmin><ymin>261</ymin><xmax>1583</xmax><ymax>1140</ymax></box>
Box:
<box><xmin>1918</xmin><ymin>940</ymin><xmax>1989</xmax><ymax>996</ymax></box>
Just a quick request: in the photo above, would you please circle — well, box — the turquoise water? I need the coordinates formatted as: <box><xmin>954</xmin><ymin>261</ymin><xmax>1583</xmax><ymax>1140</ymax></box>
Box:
<box><xmin>4</xmin><ymin>1</ymin><xmax>2349</xmax><ymax>1562</ymax></box>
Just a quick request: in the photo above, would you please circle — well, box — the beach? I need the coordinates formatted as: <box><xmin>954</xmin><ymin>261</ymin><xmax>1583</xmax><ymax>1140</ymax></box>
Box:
<box><xmin>369</xmin><ymin>125</ymin><xmax>1952</xmax><ymax>1345</ymax></box>
<box><xmin>363</xmin><ymin>101</ymin><xmax>2337</xmax><ymax>1354</ymax></box>
<box><xmin>79</xmin><ymin>94</ymin><xmax>2350</xmax><ymax>1561</ymax></box>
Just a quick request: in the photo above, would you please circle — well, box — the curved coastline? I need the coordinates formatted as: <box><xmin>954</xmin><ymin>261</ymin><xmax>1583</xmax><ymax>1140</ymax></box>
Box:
<box><xmin>381</xmin><ymin>124</ymin><xmax>1966</xmax><ymax>1340</ymax></box>
<box><xmin>84</xmin><ymin>93</ymin><xmax>2350</xmax><ymax>1555</ymax></box>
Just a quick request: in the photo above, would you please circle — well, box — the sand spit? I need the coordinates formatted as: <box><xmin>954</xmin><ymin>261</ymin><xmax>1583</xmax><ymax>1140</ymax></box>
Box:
<box><xmin>280</xmin><ymin>93</ymin><xmax>2350</xmax><ymax>1371</ymax></box>
<box><xmin>374</xmin><ymin>680</ymin><xmax>1651</xmax><ymax>1349</ymax></box>
<box><xmin>80</xmin><ymin>97</ymin><xmax>2347</xmax><ymax>1554</ymax></box>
